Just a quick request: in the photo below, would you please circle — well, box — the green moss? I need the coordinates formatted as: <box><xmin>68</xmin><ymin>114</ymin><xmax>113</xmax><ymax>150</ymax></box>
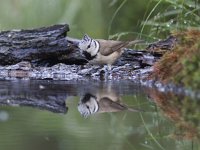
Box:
<box><xmin>175</xmin><ymin>55</ymin><xmax>200</xmax><ymax>89</ymax></box>
<box><xmin>151</xmin><ymin>30</ymin><xmax>200</xmax><ymax>90</ymax></box>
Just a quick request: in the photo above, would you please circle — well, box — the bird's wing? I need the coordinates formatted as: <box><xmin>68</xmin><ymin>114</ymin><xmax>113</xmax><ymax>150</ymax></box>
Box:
<box><xmin>98</xmin><ymin>97</ymin><xmax>144</xmax><ymax>113</ymax></box>
<box><xmin>97</xmin><ymin>39</ymin><xmax>129</xmax><ymax>56</ymax></box>
<box><xmin>97</xmin><ymin>39</ymin><xmax>143</xmax><ymax>56</ymax></box>
<box><xmin>98</xmin><ymin>97</ymin><xmax>127</xmax><ymax>112</ymax></box>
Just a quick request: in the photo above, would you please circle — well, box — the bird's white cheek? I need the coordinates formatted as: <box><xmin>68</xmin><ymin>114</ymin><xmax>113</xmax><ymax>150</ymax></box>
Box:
<box><xmin>88</xmin><ymin>47</ymin><xmax>99</xmax><ymax>56</ymax></box>
<box><xmin>86</xmin><ymin>48</ymin><xmax>92</xmax><ymax>54</ymax></box>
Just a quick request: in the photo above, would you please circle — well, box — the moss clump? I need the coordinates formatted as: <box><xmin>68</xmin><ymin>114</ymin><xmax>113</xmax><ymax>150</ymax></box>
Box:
<box><xmin>150</xmin><ymin>29</ymin><xmax>200</xmax><ymax>90</ymax></box>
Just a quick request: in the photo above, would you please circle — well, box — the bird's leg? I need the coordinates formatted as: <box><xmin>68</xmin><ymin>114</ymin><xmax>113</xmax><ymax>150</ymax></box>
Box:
<box><xmin>101</xmin><ymin>65</ymin><xmax>111</xmax><ymax>72</ymax></box>
<box><xmin>99</xmin><ymin>65</ymin><xmax>113</xmax><ymax>80</ymax></box>
<box><xmin>107</xmin><ymin>64</ymin><xmax>112</xmax><ymax>72</ymax></box>
<box><xmin>106</xmin><ymin>64</ymin><xmax>113</xmax><ymax>79</ymax></box>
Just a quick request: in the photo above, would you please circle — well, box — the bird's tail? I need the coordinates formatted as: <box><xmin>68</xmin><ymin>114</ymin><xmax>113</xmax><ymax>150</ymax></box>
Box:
<box><xmin>127</xmin><ymin>107</ymin><xmax>145</xmax><ymax>112</ymax></box>
<box><xmin>127</xmin><ymin>40</ymin><xmax>145</xmax><ymax>47</ymax></box>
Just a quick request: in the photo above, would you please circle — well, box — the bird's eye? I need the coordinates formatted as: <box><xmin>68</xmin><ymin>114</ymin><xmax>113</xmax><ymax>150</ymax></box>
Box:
<box><xmin>87</xmin><ymin>45</ymin><xmax>91</xmax><ymax>49</ymax></box>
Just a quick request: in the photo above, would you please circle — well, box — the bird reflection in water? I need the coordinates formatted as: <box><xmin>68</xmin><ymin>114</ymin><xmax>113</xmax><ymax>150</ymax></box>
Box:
<box><xmin>77</xmin><ymin>86</ymin><xmax>141</xmax><ymax>117</ymax></box>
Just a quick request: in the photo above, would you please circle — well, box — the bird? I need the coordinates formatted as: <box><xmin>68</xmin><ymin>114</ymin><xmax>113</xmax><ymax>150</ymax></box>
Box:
<box><xmin>77</xmin><ymin>34</ymin><xmax>143</xmax><ymax>70</ymax></box>
<box><xmin>77</xmin><ymin>88</ymin><xmax>142</xmax><ymax>118</ymax></box>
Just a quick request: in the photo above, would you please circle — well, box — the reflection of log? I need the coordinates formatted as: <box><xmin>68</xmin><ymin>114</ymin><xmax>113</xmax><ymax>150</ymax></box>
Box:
<box><xmin>0</xmin><ymin>80</ymin><xmax>68</xmax><ymax>113</ymax></box>
<box><xmin>0</xmin><ymin>80</ymin><xmax>149</xmax><ymax>114</ymax></box>
<box><xmin>0</xmin><ymin>80</ymin><xmax>146</xmax><ymax>114</ymax></box>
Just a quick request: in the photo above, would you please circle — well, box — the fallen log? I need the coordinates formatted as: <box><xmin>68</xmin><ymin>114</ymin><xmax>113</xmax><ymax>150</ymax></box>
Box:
<box><xmin>0</xmin><ymin>24</ymin><xmax>162</xmax><ymax>67</ymax></box>
<box><xmin>0</xmin><ymin>24</ymin><xmax>87</xmax><ymax>66</ymax></box>
<box><xmin>0</xmin><ymin>24</ymin><xmax>167</xmax><ymax>80</ymax></box>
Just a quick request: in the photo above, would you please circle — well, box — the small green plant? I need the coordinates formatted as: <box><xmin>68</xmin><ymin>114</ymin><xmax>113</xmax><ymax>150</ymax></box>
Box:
<box><xmin>108</xmin><ymin>0</ymin><xmax>127</xmax><ymax>39</ymax></box>
<box><xmin>141</xmin><ymin>0</ymin><xmax>200</xmax><ymax>40</ymax></box>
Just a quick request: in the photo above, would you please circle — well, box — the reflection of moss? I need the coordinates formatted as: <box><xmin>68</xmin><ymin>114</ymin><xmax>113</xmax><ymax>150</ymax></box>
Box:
<box><xmin>146</xmin><ymin>88</ymin><xmax>200</xmax><ymax>140</ymax></box>
<box><xmin>150</xmin><ymin>30</ymin><xmax>200</xmax><ymax>90</ymax></box>
<box><xmin>172</xmin><ymin>96</ymin><xmax>200</xmax><ymax>140</ymax></box>
<box><xmin>181</xmin><ymin>98</ymin><xmax>200</xmax><ymax>127</ymax></box>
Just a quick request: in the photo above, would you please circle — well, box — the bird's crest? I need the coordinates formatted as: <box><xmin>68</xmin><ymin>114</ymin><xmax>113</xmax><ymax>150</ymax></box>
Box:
<box><xmin>83</xmin><ymin>34</ymin><xmax>91</xmax><ymax>41</ymax></box>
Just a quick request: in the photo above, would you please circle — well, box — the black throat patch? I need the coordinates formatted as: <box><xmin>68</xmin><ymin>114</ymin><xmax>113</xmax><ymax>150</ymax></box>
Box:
<box><xmin>83</xmin><ymin>51</ymin><xmax>97</xmax><ymax>60</ymax></box>
<box><xmin>81</xmin><ymin>93</ymin><xmax>97</xmax><ymax>103</ymax></box>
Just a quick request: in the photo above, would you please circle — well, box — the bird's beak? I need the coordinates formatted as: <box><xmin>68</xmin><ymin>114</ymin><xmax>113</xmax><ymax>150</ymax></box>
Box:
<box><xmin>68</xmin><ymin>40</ymin><xmax>79</xmax><ymax>47</ymax></box>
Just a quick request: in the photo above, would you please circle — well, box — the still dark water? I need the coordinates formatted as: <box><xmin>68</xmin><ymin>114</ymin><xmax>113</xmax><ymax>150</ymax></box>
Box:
<box><xmin>0</xmin><ymin>79</ymin><xmax>199</xmax><ymax>150</ymax></box>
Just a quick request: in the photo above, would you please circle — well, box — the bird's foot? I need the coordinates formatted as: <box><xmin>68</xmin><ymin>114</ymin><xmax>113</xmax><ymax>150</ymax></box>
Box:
<box><xmin>104</xmin><ymin>65</ymin><xmax>113</xmax><ymax>80</ymax></box>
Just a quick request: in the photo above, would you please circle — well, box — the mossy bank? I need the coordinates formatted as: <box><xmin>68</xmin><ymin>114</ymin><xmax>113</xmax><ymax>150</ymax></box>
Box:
<box><xmin>150</xmin><ymin>29</ymin><xmax>200</xmax><ymax>91</ymax></box>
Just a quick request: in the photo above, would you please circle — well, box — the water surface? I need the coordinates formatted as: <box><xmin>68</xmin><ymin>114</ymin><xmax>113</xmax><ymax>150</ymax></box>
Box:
<box><xmin>0</xmin><ymin>80</ymin><xmax>199</xmax><ymax>150</ymax></box>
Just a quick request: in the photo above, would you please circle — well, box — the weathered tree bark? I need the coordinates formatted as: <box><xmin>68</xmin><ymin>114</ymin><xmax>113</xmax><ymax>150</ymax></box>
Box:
<box><xmin>0</xmin><ymin>24</ymin><xmax>87</xmax><ymax>66</ymax></box>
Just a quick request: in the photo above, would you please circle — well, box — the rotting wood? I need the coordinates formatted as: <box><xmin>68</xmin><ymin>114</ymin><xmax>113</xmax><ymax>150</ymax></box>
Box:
<box><xmin>0</xmin><ymin>24</ymin><xmax>87</xmax><ymax>66</ymax></box>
